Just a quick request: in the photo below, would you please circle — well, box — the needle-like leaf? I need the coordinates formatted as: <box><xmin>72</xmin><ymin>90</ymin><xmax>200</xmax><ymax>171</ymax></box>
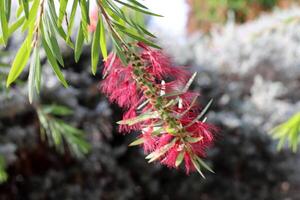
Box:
<box><xmin>91</xmin><ymin>18</ymin><xmax>101</xmax><ymax>75</ymax></box>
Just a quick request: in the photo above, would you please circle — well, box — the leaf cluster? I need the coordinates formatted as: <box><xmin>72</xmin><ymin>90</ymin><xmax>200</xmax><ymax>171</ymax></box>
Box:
<box><xmin>271</xmin><ymin>112</ymin><xmax>300</xmax><ymax>152</ymax></box>
<box><xmin>0</xmin><ymin>0</ymin><xmax>159</xmax><ymax>103</ymax></box>
<box><xmin>37</xmin><ymin>104</ymin><xmax>91</xmax><ymax>158</ymax></box>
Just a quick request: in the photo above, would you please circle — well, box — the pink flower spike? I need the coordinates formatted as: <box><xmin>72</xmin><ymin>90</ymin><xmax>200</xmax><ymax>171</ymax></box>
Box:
<box><xmin>161</xmin><ymin>144</ymin><xmax>180</xmax><ymax>168</ymax></box>
<box><xmin>88</xmin><ymin>8</ymin><xmax>98</xmax><ymax>32</ymax></box>
<box><xmin>142</xmin><ymin>128</ymin><xmax>157</xmax><ymax>153</ymax></box>
<box><xmin>157</xmin><ymin>134</ymin><xmax>173</xmax><ymax>149</ymax></box>
<box><xmin>119</xmin><ymin>107</ymin><xmax>140</xmax><ymax>133</ymax></box>
<box><xmin>138</xmin><ymin>42</ymin><xmax>190</xmax><ymax>81</ymax></box>
<box><xmin>184</xmin><ymin>152</ymin><xmax>195</xmax><ymax>174</ymax></box>
<box><xmin>100</xmin><ymin>43</ymin><xmax>217</xmax><ymax>175</ymax></box>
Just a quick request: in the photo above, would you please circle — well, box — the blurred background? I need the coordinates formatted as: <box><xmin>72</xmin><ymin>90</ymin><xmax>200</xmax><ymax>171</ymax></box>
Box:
<box><xmin>0</xmin><ymin>0</ymin><xmax>300</xmax><ymax>199</ymax></box>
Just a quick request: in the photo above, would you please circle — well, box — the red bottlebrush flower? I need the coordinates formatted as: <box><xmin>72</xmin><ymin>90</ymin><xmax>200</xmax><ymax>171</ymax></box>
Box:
<box><xmin>118</xmin><ymin>107</ymin><xmax>140</xmax><ymax>133</ymax></box>
<box><xmin>184</xmin><ymin>152</ymin><xmax>195</xmax><ymax>174</ymax></box>
<box><xmin>156</xmin><ymin>134</ymin><xmax>173</xmax><ymax>149</ymax></box>
<box><xmin>100</xmin><ymin>44</ymin><xmax>216</xmax><ymax>176</ymax></box>
<box><xmin>138</xmin><ymin>42</ymin><xmax>190</xmax><ymax>82</ymax></box>
<box><xmin>142</xmin><ymin>128</ymin><xmax>157</xmax><ymax>153</ymax></box>
<box><xmin>184</xmin><ymin>121</ymin><xmax>215</xmax><ymax>144</ymax></box>
<box><xmin>179</xmin><ymin>92</ymin><xmax>200</xmax><ymax>108</ymax></box>
<box><xmin>101</xmin><ymin>54</ymin><xmax>140</xmax><ymax>108</ymax></box>
<box><xmin>161</xmin><ymin>143</ymin><xmax>180</xmax><ymax>168</ymax></box>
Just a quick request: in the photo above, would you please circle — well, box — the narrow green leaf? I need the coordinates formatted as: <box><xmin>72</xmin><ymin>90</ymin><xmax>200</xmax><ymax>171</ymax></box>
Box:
<box><xmin>113</xmin><ymin>21</ymin><xmax>157</xmax><ymax>46</ymax></box>
<box><xmin>127</xmin><ymin>0</ymin><xmax>148</xmax><ymax>9</ymax></box>
<box><xmin>76</xmin><ymin>0</ymin><xmax>89</xmax><ymax>42</ymax></box>
<box><xmin>163</xmin><ymin>99</ymin><xmax>178</xmax><ymax>108</ymax></box>
<box><xmin>47</xmin><ymin>0</ymin><xmax>74</xmax><ymax>48</ymax></box>
<box><xmin>137</xmin><ymin>99</ymin><xmax>150</xmax><ymax>110</ymax></box>
<box><xmin>37</xmin><ymin>105</ymin><xmax>90</xmax><ymax>157</ymax></box>
<box><xmin>43</xmin><ymin>15</ymin><xmax>64</xmax><ymax>66</ymax></box>
<box><xmin>75</xmin><ymin>22</ymin><xmax>84</xmax><ymax>62</ymax></box>
<box><xmin>133</xmin><ymin>7</ymin><xmax>146</xmax><ymax>25</ymax></box>
<box><xmin>9</xmin><ymin>16</ymin><xmax>26</xmax><ymax>34</ymax></box>
<box><xmin>58</xmin><ymin>0</ymin><xmax>68</xmax><ymax>27</ymax></box>
<box><xmin>103</xmin><ymin>52</ymin><xmax>116</xmax><ymax>78</ymax></box>
<box><xmin>21</xmin><ymin>0</ymin><xmax>40</xmax><ymax>31</ymax></box>
<box><xmin>113</xmin><ymin>0</ymin><xmax>163</xmax><ymax>17</ymax></box>
<box><xmin>49</xmin><ymin>35</ymin><xmax>64</xmax><ymax>66</ymax></box>
<box><xmin>42</xmin><ymin>36</ymin><xmax>68</xmax><ymax>88</ymax></box>
<box><xmin>79</xmin><ymin>0</ymin><xmax>90</xmax><ymax>25</ymax></box>
<box><xmin>91</xmin><ymin>19</ymin><xmax>101</xmax><ymax>75</ymax></box>
<box><xmin>99</xmin><ymin>17</ymin><xmax>108</xmax><ymax>60</ymax></box>
<box><xmin>35</xmin><ymin>53</ymin><xmax>41</xmax><ymax>93</ymax></box>
<box><xmin>4</xmin><ymin>0</ymin><xmax>11</xmax><ymax>21</ymax></box>
<box><xmin>21</xmin><ymin>0</ymin><xmax>29</xmax><ymax>19</ymax></box>
<box><xmin>185</xmin><ymin>99</ymin><xmax>213</xmax><ymax>128</ymax></box>
<box><xmin>271</xmin><ymin>112</ymin><xmax>300</xmax><ymax>152</ymax></box>
<box><xmin>16</xmin><ymin>3</ymin><xmax>24</xmax><ymax>18</ymax></box>
<box><xmin>0</xmin><ymin>16</ymin><xmax>25</xmax><ymax>45</ymax></box>
<box><xmin>0</xmin><ymin>155</ymin><xmax>8</xmax><ymax>183</ymax></box>
<box><xmin>112</xmin><ymin>20</ymin><xmax>140</xmax><ymax>35</ymax></box>
<box><xmin>0</xmin><ymin>0</ymin><xmax>9</xmax><ymax>45</ymax></box>
<box><xmin>30</xmin><ymin>0</ymin><xmax>41</xmax><ymax>20</ymax></box>
<box><xmin>191</xmin><ymin>156</ymin><xmax>205</xmax><ymax>178</ymax></box>
<box><xmin>28</xmin><ymin>47</ymin><xmax>40</xmax><ymax>103</ymax></box>
<box><xmin>111</xmin><ymin>37</ymin><xmax>127</xmax><ymax>64</ymax></box>
<box><xmin>137</xmin><ymin>24</ymin><xmax>156</xmax><ymax>38</ymax></box>
<box><xmin>49</xmin><ymin>121</ymin><xmax>63</xmax><ymax>146</ymax></box>
<box><xmin>47</xmin><ymin>0</ymin><xmax>58</xmax><ymax>20</ymax></box>
<box><xmin>183</xmin><ymin>72</ymin><xmax>197</xmax><ymax>92</ymax></box>
<box><xmin>151</xmin><ymin>127</ymin><xmax>164</xmax><ymax>136</ymax></box>
<box><xmin>162</xmin><ymin>91</ymin><xmax>185</xmax><ymax>98</ymax></box>
<box><xmin>129</xmin><ymin>137</ymin><xmax>144</xmax><ymax>146</ymax></box>
<box><xmin>185</xmin><ymin>136</ymin><xmax>203</xmax><ymax>143</ymax></box>
<box><xmin>43</xmin><ymin>104</ymin><xmax>74</xmax><ymax>116</ymax></box>
<box><xmin>105</xmin><ymin>0</ymin><xmax>130</xmax><ymax>24</ymax></box>
<box><xmin>147</xmin><ymin>140</ymin><xmax>176</xmax><ymax>163</ymax></box>
<box><xmin>196</xmin><ymin>157</ymin><xmax>214</xmax><ymax>173</ymax></box>
<box><xmin>117</xmin><ymin>111</ymin><xmax>159</xmax><ymax>126</ymax></box>
<box><xmin>6</xmin><ymin>36</ymin><xmax>31</xmax><ymax>87</ymax></box>
<box><xmin>117</xmin><ymin>26</ymin><xmax>161</xmax><ymax>49</ymax></box>
<box><xmin>58</xmin><ymin>120</ymin><xmax>84</xmax><ymax>135</ymax></box>
<box><xmin>81</xmin><ymin>18</ymin><xmax>89</xmax><ymax>42</ymax></box>
<box><xmin>67</xmin><ymin>0</ymin><xmax>78</xmax><ymax>42</ymax></box>
<box><xmin>175</xmin><ymin>151</ymin><xmax>184</xmax><ymax>167</ymax></box>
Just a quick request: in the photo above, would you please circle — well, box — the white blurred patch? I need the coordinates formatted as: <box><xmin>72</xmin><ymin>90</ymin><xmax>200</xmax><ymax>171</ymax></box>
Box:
<box><xmin>143</xmin><ymin>0</ymin><xmax>189</xmax><ymax>39</ymax></box>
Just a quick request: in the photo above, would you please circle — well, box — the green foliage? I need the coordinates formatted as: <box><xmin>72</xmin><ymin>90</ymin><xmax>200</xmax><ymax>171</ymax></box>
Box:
<box><xmin>0</xmin><ymin>0</ymin><xmax>159</xmax><ymax>183</ymax></box>
<box><xmin>75</xmin><ymin>22</ymin><xmax>85</xmax><ymax>62</ymax></box>
<box><xmin>28</xmin><ymin>46</ymin><xmax>41</xmax><ymax>103</ymax></box>
<box><xmin>0</xmin><ymin>0</ymin><xmax>9</xmax><ymax>46</ymax></box>
<box><xmin>0</xmin><ymin>155</ymin><xmax>8</xmax><ymax>183</ymax></box>
<box><xmin>0</xmin><ymin>0</ymin><xmax>158</xmax><ymax>103</ymax></box>
<box><xmin>37</xmin><ymin>104</ymin><xmax>91</xmax><ymax>158</ymax></box>
<box><xmin>6</xmin><ymin>34</ymin><xmax>32</xmax><ymax>87</ymax></box>
<box><xmin>91</xmin><ymin>16</ymin><xmax>101</xmax><ymax>75</ymax></box>
<box><xmin>0</xmin><ymin>50</ymin><xmax>10</xmax><ymax>92</ymax></box>
<box><xmin>271</xmin><ymin>112</ymin><xmax>300</xmax><ymax>152</ymax></box>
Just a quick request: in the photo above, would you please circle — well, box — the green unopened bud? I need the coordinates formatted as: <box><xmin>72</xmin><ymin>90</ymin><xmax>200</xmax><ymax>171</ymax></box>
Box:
<box><xmin>165</xmin><ymin>127</ymin><xmax>177</xmax><ymax>135</ymax></box>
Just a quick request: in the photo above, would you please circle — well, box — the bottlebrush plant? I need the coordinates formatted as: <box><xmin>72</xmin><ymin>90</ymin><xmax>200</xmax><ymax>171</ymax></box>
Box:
<box><xmin>0</xmin><ymin>0</ymin><xmax>216</xmax><ymax>177</ymax></box>
<box><xmin>101</xmin><ymin>43</ymin><xmax>216</xmax><ymax>175</ymax></box>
